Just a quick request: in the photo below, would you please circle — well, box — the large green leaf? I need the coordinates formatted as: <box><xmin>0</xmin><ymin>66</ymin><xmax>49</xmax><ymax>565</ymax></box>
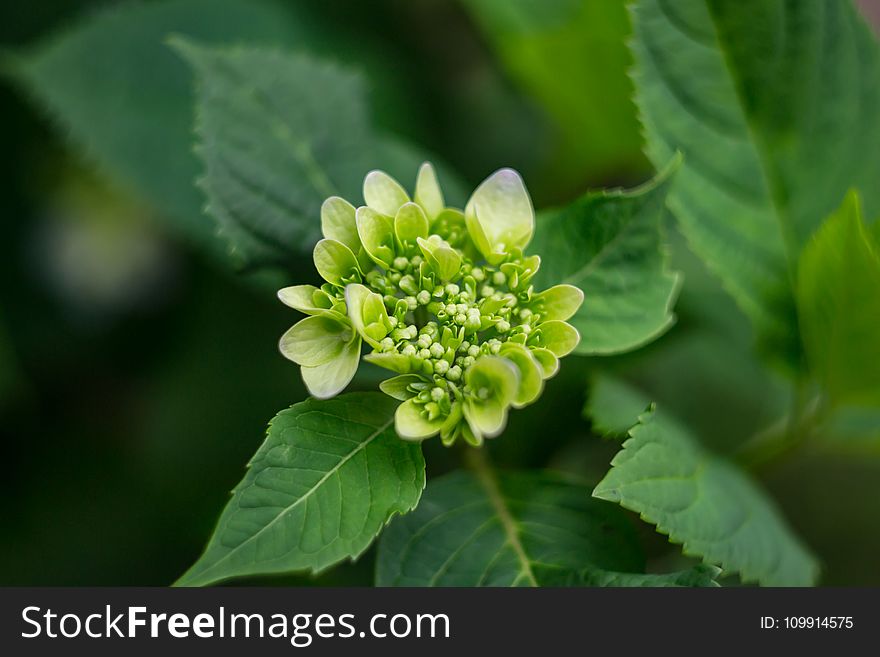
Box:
<box><xmin>797</xmin><ymin>191</ymin><xmax>880</xmax><ymax>408</ymax></box>
<box><xmin>594</xmin><ymin>409</ymin><xmax>819</xmax><ymax>586</ymax></box>
<box><xmin>176</xmin><ymin>393</ymin><xmax>425</xmax><ymax>586</ymax></box>
<box><xmin>631</xmin><ymin>0</ymin><xmax>880</xmax><ymax>366</ymax></box>
<box><xmin>376</xmin><ymin>469</ymin><xmax>717</xmax><ymax>587</ymax></box>
<box><xmin>6</xmin><ymin>0</ymin><xmax>303</xmax><ymax>252</ymax></box>
<box><xmin>461</xmin><ymin>0</ymin><xmax>646</xmax><ymax>189</ymax></box>
<box><xmin>531</xmin><ymin>157</ymin><xmax>681</xmax><ymax>355</ymax></box>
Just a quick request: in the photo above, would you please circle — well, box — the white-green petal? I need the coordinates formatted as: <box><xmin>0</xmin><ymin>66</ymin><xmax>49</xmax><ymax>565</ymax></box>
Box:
<box><xmin>416</xmin><ymin>236</ymin><xmax>461</xmax><ymax>282</ymax></box>
<box><xmin>300</xmin><ymin>337</ymin><xmax>361</xmax><ymax>399</ymax></box>
<box><xmin>530</xmin><ymin>347</ymin><xmax>559</xmax><ymax>379</ymax></box>
<box><xmin>498</xmin><ymin>342</ymin><xmax>544</xmax><ymax>408</ymax></box>
<box><xmin>356</xmin><ymin>206</ymin><xmax>396</xmax><ymax>269</ymax></box>
<box><xmin>277</xmin><ymin>284</ymin><xmax>333</xmax><ymax>315</ymax></box>
<box><xmin>363</xmin><ymin>170</ymin><xmax>410</xmax><ymax>216</ymax></box>
<box><xmin>320</xmin><ymin>196</ymin><xmax>360</xmax><ymax>253</ymax></box>
<box><xmin>313</xmin><ymin>239</ymin><xmax>360</xmax><ymax>286</ymax></box>
<box><xmin>345</xmin><ymin>283</ymin><xmax>391</xmax><ymax>349</ymax></box>
<box><xmin>414</xmin><ymin>162</ymin><xmax>445</xmax><ymax>220</ymax></box>
<box><xmin>394</xmin><ymin>202</ymin><xmax>429</xmax><ymax>244</ymax></box>
<box><xmin>532</xmin><ymin>284</ymin><xmax>584</xmax><ymax>321</ymax></box>
<box><xmin>364</xmin><ymin>352</ymin><xmax>417</xmax><ymax>374</ymax></box>
<box><xmin>463</xmin><ymin>356</ymin><xmax>520</xmax><ymax>438</ymax></box>
<box><xmin>536</xmin><ymin>320</ymin><xmax>580</xmax><ymax>357</ymax></box>
<box><xmin>395</xmin><ymin>398</ymin><xmax>443</xmax><ymax>441</ymax></box>
<box><xmin>279</xmin><ymin>312</ymin><xmax>353</xmax><ymax>367</ymax></box>
<box><xmin>464</xmin><ymin>168</ymin><xmax>534</xmax><ymax>264</ymax></box>
<box><xmin>379</xmin><ymin>374</ymin><xmax>425</xmax><ymax>401</ymax></box>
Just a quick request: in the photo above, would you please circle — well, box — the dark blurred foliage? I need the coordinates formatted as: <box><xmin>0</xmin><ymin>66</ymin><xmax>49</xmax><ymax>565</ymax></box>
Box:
<box><xmin>1</xmin><ymin>0</ymin><xmax>878</xmax><ymax>586</ymax></box>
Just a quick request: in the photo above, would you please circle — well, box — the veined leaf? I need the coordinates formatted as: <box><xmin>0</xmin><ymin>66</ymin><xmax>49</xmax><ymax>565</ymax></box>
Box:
<box><xmin>797</xmin><ymin>191</ymin><xmax>880</xmax><ymax>408</ymax></box>
<box><xmin>531</xmin><ymin>157</ymin><xmax>682</xmax><ymax>355</ymax></box>
<box><xmin>536</xmin><ymin>563</ymin><xmax>720</xmax><ymax>587</ymax></box>
<box><xmin>377</xmin><ymin>469</ymin><xmax>715</xmax><ymax>587</ymax></box>
<box><xmin>631</xmin><ymin>0</ymin><xmax>880</xmax><ymax>367</ymax></box>
<box><xmin>6</xmin><ymin>0</ymin><xmax>303</xmax><ymax>253</ymax></box>
<box><xmin>174</xmin><ymin>40</ymin><xmax>464</xmax><ymax>270</ymax></box>
<box><xmin>176</xmin><ymin>393</ymin><xmax>424</xmax><ymax>586</ymax></box>
<box><xmin>594</xmin><ymin>409</ymin><xmax>819</xmax><ymax>586</ymax></box>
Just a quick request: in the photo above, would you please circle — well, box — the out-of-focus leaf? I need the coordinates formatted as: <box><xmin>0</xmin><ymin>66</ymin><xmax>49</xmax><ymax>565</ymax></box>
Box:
<box><xmin>175</xmin><ymin>40</ymin><xmax>464</xmax><ymax>270</ymax></box>
<box><xmin>631</xmin><ymin>0</ymin><xmax>880</xmax><ymax>369</ymax></box>
<box><xmin>6</xmin><ymin>0</ymin><xmax>304</xmax><ymax>252</ymax></box>
<box><xmin>462</xmin><ymin>0</ymin><xmax>646</xmax><ymax>190</ymax></box>
<box><xmin>377</xmin><ymin>469</ymin><xmax>713</xmax><ymax>587</ymax></box>
<box><xmin>585</xmin><ymin>375</ymin><xmax>651</xmax><ymax>437</ymax></box>
<box><xmin>797</xmin><ymin>191</ymin><xmax>880</xmax><ymax>408</ymax></box>
<box><xmin>531</xmin><ymin>157</ymin><xmax>681</xmax><ymax>355</ymax></box>
<box><xmin>538</xmin><ymin>563</ymin><xmax>720</xmax><ymax>587</ymax></box>
<box><xmin>176</xmin><ymin>393</ymin><xmax>425</xmax><ymax>586</ymax></box>
<box><xmin>594</xmin><ymin>409</ymin><xmax>819</xmax><ymax>586</ymax></box>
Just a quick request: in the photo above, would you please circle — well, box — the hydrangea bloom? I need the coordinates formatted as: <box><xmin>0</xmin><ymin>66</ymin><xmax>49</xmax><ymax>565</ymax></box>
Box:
<box><xmin>278</xmin><ymin>163</ymin><xmax>583</xmax><ymax>446</ymax></box>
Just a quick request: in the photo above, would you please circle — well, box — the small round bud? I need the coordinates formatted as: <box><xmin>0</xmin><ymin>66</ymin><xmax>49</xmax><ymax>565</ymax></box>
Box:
<box><xmin>445</xmin><ymin>283</ymin><xmax>460</xmax><ymax>296</ymax></box>
<box><xmin>490</xmin><ymin>342</ymin><xmax>502</xmax><ymax>354</ymax></box>
<box><xmin>445</xmin><ymin>303</ymin><xmax>458</xmax><ymax>316</ymax></box>
<box><xmin>411</xmin><ymin>255</ymin><xmax>424</xmax><ymax>267</ymax></box>
<box><xmin>520</xmin><ymin>323</ymin><xmax>532</xmax><ymax>335</ymax></box>
<box><xmin>462</xmin><ymin>356</ymin><xmax>475</xmax><ymax>368</ymax></box>
<box><xmin>434</xmin><ymin>359</ymin><xmax>450</xmax><ymax>375</ymax></box>
<box><xmin>446</xmin><ymin>365</ymin><xmax>462</xmax><ymax>381</ymax></box>
<box><xmin>417</xmin><ymin>290</ymin><xmax>431</xmax><ymax>305</ymax></box>
<box><xmin>399</xmin><ymin>275</ymin><xmax>418</xmax><ymax>296</ymax></box>
<box><xmin>465</xmin><ymin>315</ymin><xmax>482</xmax><ymax>332</ymax></box>
<box><xmin>429</xmin><ymin>343</ymin><xmax>445</xmax><ymax>359</ymax></box>
<box><xmin>401</xmin><ymin>344</ymin><xmax>417</xmax><ymax>356</ymax></box>
<box><xmin>387</xmin><ymin>316</ymin><xmax>399</xmax><ymax>328</ymax></box>
<box><xmin>419</xmin><ymin>348</ymin><xmax>432</xmax><ymax>360</ymax></box>
<box><xmin>518</xmin><ymin>308</ymin><xmax>533</xmax><ymax>320</ymax></box>
<box><xmin>431</xmin><ymin>387</ymin><xmax>445</xmax><ymax>402</ymax></box>
<box><xmin>496</xmin><ymin>320</ymin><xmax>511</xmax><ymax>333</ymax></box>
<box><xmin>492</xmin><ymin>271</ymin><xmax>506</xmax><ymax>286</ymax></box>
<box><xmin>459</xmin><ymin>341</ymin><xmax>471</xmax><ymax>352</ymax></box>
<box><xmin>393</xmin><ymin>256</ymin><xmax>409</xmax><ymax>271</ymax></box>
<box><xmin>380</xmin><ymin>337</ymin><xmax>395</xmax><ymax>351</ymax></box>
<box><xmin>471</xmin><ymin>267</ymin><xmax>485</xmax><ymax>281</ymax></box>
<box><xmin>454</xmin><ymin>313</ymin><xmax>467</xmax><ymax>325</ymax></box>
<box><xmin>417</xmin><ymin>334</ymin><xmax>432</xmax><ymax>349</ymax></box>
<box><xmin>455</xmin><ymin>303</ymin><xmax>468</xmax><ymax>314</ymax></box>
<box><xmin>467</xmin><ymin>345</ymin><xmax>481</xmax><ymax>358</ymax></box>
<box><xmin>405</xmin><ymin>296</ymin><xmax>418</xmax><ymax>310</ymax></box>
<box><xmin>481</xmin><ymin>285</ymin><xmax>495</xmax><ymax>298</ymax></box>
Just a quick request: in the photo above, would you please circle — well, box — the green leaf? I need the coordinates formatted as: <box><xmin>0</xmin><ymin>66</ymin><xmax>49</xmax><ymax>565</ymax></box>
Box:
<box><xmin>5</xmin><ymin>0</ymin><xmax>303</xmax><ymax>253</ymax></box>
<box><xmin>585</xmin><ymin>375</ymin><xmax>652</xmax><ymax>437</ymax></box>
<box><xmin>531</xmin><ymin>157</ymin><xmax>681</xmax><ymax>355</ymax></box>
<box><xmin>535</xmin><ymin>563</ymin><xmax>720</xmax><ymax>588</ymax></box>
<box><xmin>797</xmin><ymin>191</ymin><xmax>880</xmax><ymax>407</ymax></box>
<box><xmin>631</xmin><ymin>0</ymin><xmax>880</xmax><ymax>367</ymax></box>
<box><xmin>461</xmin><ymin>0</ymin><xmax>646</xmax><ymax>187</ymax></box>
<box><xmin>594</xmin><ymin>409</ymin><xmax>819</xmax><ymax>586</ymax></box>
<box><xmin>176</xmin><ymin>393</ymin><xmax>425</xmax><ymax>586</ymax></box>
<box><xmin>172</xmin><ymin>39</ymin><xmax>464</xmax><ymax>270</ymax></box>
<box><xmin>376</xmin><ymin>470</ymin><xmax>647</xmax><ymax>586</ymax></box>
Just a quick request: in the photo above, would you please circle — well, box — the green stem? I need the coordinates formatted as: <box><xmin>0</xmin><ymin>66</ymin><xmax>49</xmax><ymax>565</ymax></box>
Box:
<box><xmin>463</xmin><ymin>447</ymin><xmax>538</xmax><ymax>587</ymax></box>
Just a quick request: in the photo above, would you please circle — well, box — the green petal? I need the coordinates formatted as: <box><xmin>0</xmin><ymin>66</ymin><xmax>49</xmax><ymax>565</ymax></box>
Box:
<box><xmin>534</xmin><ymin>320</ymin><xmax>580</xmax><ymax>357</ymax></box>
<box><xmin>356</xmin><ymin>206</ymin><xmax>396</xmax><ymax>269</ymax></box>
<box><xmin>277</xmin><ymin>284</ymin><xmax>333</xmax><ymax>315</ymax></box>
<box><xmin>417</xmin><ymin>236</ymin><xmax>461</xmax><ymax>282</ymax></box>
<box><xmin>363</xmin><ymin>170</ymin><xmax>410</xmax><ymax>216</ymax></box>
<box><xmin>395</xmin><ymin>398</ymin><xmax>443</xmax><ymax>441</ymax></box>
<box><xmin>414</xmin><ymin>162</ymin><xmax>445</xmax><ymax>220</ymax></box>
<box><xmin>364</xmin><ymin>352</ymin><xmax>417</xmax><ymax>374</ymax></box>
<box><xmin>464</xmin><ymin>168</ymin><xmax>534</xmax><ymax>263</ymax></box>
<box><xmin>532</xmin><ymin>284</ymin><xmax>583</xmax><ymax>321</ymax></box>
<box><xmin>379</xmin><ymin>374</ymin><xmax>425</xmax><ymax>401</ymax></box>
<box><xmin>300</xmin><ymin>337</ymin><xmax>361</xmax><ymax>399</ymax></box>
<box><xmin>464</xmin><ymin>397</ymin><xmax>509</xmax><ymax>439</ymax></box>
<box><xmin>498</xmin><ymin>342</ymin><xmax>544</xmax><ymax>408</ymax></box>
<box><xmin>313</xmin><ymin>238</ymin><xmax>360</xmax><ymax>286</ymax></box>
<box><xmin>394</xmin><ymin>202</ymin><xmax>429</xmax><ymax>245</ymax></box>
<box><xmin>463</xmin><ymin>356</ymin><xmax>520</xmax><ymax>438</ymax></box>
<box><xmin>320</xmin><ymin>196</ymin><xmax>360</xmax><ymax>254</ymax></box>
<box><xmin>344</xmin><ymin>283</ymin><xmax>391</xmax><ymax>349</ymax></box>
<box><xmin>530</xmin><ymin>347</ymin><xmax>559</xmax><ymax>379</ymax></box>
<box><xmin>279</xmin><ymin>312</ymin><xmax>353</xmax><ymax>367</ymax></box>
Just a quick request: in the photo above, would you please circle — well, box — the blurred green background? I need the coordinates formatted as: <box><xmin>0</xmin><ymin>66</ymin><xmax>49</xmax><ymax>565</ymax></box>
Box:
<box><xmin>1</xmin><ymin>0</ymin><xmax>878</xmax><ymax>586</ymax></box>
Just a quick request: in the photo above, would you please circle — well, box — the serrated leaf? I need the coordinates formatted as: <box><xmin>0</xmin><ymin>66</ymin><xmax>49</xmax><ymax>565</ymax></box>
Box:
<box><xmin>585</xmin><ymin>375</ymin><xmax>651</xmax><ymax>437</ymax></box>
<box><xmin>631</xmin><ymin>0</ymin><xmax>880</xmax><ymax>367</ymax></box>
<box><xmin>594</xmin><ymin>409</ymin><xmax>819</xmax><ymax>586</ymax></box>
<box><xmin>174</xmin><ymin>40</ymin><xmax>465</xmax><ymax>270</ymax></box>
<box><xmin>797</xmin><ymin>191</ymin><xmax>880</xmax><ymax>408</ymax></box>
<box><xmin>377</xmin><ymin>469</ymin><xmax>713</xmax><ymax>587</ymax></box>
<box><xmin>535</xmin><ymin>563</ymin><xmax>720</xmax><ymax>587</ymax></box>
<box><xmin>6</xmin><ymin>0</ymin><xmax>303</xmax><ymax>253</ymax></box>
<box><xmin>531</xmin><ymin>157</ymin><xmax>682</xmax><ymax>355</ymax></box>
<box><xmin>176</xmin><ymin>393</ymin><xmax>424</xmax><ymax>586</ymax></box>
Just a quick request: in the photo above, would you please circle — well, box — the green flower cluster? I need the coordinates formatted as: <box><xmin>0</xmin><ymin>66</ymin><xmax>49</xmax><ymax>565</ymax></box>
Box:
<box><xmin>278</xmin><ymin>163</ymin><xmax>583</xmax><ymax>446</ymax></box>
